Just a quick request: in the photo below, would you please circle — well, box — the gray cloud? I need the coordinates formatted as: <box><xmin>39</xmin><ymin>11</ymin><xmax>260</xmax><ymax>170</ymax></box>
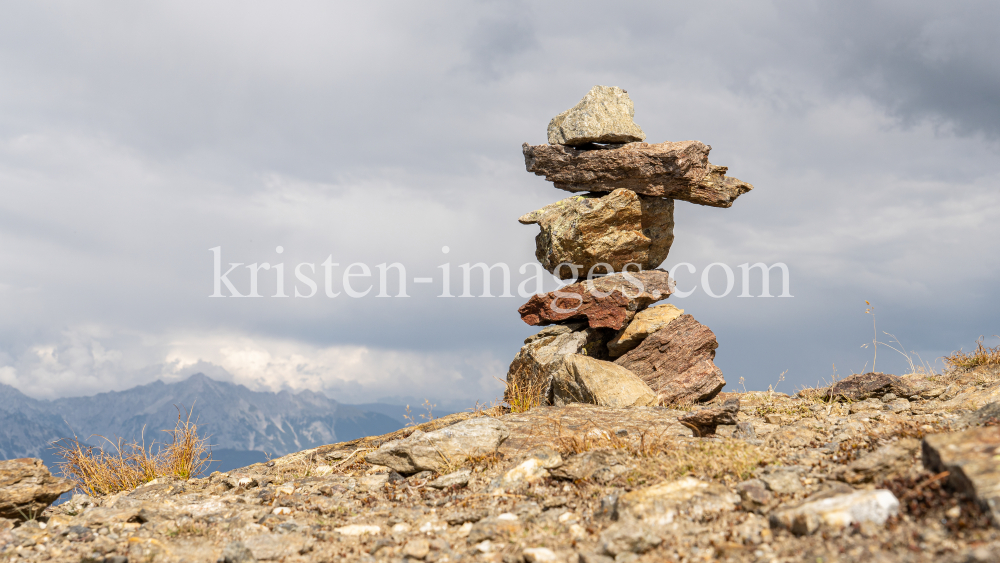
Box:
<box><xmin>0</xmin><ymin>1</ymin><xmax>997</xmax><ymax>402</ymax></box>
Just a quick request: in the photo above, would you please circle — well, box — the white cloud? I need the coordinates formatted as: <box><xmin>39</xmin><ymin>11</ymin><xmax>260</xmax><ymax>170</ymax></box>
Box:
<box><xmin>1</xmin><ymin>325</ymin><xmax>507</xmax><ymax>405</ymax></box>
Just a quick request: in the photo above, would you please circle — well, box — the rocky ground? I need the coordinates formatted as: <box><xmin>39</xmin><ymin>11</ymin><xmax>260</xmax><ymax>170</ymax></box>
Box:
<box><xmin>4</xmin><ymin>365</ymin><xmax>1000</xmax><ymax>563</ymax></box>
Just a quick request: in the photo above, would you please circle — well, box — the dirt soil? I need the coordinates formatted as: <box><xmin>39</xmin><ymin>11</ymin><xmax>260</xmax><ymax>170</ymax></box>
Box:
<box><xmin>4</xmin><ymin>366</ymin><xmax>1000</xmax><ymax>562</ymax></box>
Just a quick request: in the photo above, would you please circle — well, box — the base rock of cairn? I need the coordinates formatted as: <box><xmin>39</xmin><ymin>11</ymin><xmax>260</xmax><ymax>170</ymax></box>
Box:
<box><xmin>503</xmin><ymin>323</ymin><xmax>610</xmax><ymax>406</ymax></box>
<box><xmin>507</xmin><ymin>85</ymin><xmax>751</xmax><ymax>408</ymax></box>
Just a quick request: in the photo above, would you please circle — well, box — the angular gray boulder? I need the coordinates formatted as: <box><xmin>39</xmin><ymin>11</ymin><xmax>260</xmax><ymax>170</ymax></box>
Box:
<box><xmin>504</xmin><ymin>324</ymin><xmax>610</xmax><ymax>406</ymax></box>
<box><xmin>551</xmin><ymin>354</ymin><xmax>656</xmax><ymax>408</ymax></box>
<box><xmin>365</xmin><ymin>418</ymin><xmax>509</xmax><ymax>474</ymax></box>
<box><xmin>547</xmin><ymin>85</ymin><xmax>645</xmax><ymax>146</ymax></box>
<box><xmin>519</xmin><ymin>189</ymin><xmax>674</xmax><ymax>279</ymax></box>
<box><xmin>0</xmin><ymin>458</ymin><xmax>75</xmax><ymax>520</ymax></box>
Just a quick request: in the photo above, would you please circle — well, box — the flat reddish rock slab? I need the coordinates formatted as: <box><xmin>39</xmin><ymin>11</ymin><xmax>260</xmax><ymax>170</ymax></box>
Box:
<box><xmin>498</xmin><ymin>404</ymin><xmax>693</xmax><ymax>457</ymax></box>
<box><xmin>522</xmin><ymin>141</ymin><xmax>753</xmax><ymax>208</ymax></box>
<box><xmin>614</xmin><ymin>314</ymin><xmax>725</xmax><ymax>405</ymax></box>
<box><xmin>825</xmin><ymin>372</ymin><xmax>916</xmax><ymax>401</ymax></box>
<box><xmin>518</xmin><ymin>270</ymin><xmax>674</xmax><ymax>331</ymax></box>
<box><xmin>922</xmin><ymin>426</ymin><xmax>1000</xmax><ymax>524</ymax></box>
<box><xmin>678</xmin><ymin>398</ymin><xmax>740</xmax><ymax>437</ymax></box>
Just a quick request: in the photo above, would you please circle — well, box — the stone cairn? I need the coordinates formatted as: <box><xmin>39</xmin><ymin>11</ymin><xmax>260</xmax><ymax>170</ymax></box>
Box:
<box><xmin>506</xmin><ymin>85</ymin><xmax>754</xmax><ymax>409</ymax></box>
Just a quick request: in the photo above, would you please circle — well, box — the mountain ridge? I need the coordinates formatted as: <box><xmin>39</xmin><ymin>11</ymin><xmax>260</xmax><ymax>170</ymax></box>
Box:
<box><xmin>0</xmin><ymin>374</ymin><xmax>406</xmax><ymax>463</ymax></box>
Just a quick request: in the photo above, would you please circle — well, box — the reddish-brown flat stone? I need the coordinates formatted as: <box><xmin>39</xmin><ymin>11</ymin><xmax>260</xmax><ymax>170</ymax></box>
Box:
<box><xmin>678</xmin><ymin>398</ymin><xmax>740</xmax><ymax>437</ymax></box>
<box><xmin>523</xmin><ymin>141</ymin><xmax>753</xmax><ymax>208</ymax></box>
<box><xmin>825</xmin><ymin>372</ymin><xmax>916</xmax><ymax>401</ymax></box>
<box><xmin>517</xmin><ymin>270</ymin><xmax>673</xmax><ymax>331</ymax></box>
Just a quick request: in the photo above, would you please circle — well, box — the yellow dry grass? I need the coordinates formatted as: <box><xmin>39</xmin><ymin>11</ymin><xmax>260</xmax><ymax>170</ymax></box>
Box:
<box><xmin>638</xmin><ymin>438</ymin><xmax>772</xmax><ymax>485</ymax></box>
<box><xmin>53</xmin><ymin>407</ymin><xmax>212</xmax><ymax>496</ymax></box>
<box><xmin>555</xmin><ymin>424</ymin><xmax>772</xmax><ymax>487</ymax></box>
<box><xmin>502</xmin><ymin>374</ymin><xmax>547</xmax><ymax>414</ymax></box>
<box><xmin>945</xmin><ymin>337</ymin><xmax>1000</xmax><ymax>370</ymax></box>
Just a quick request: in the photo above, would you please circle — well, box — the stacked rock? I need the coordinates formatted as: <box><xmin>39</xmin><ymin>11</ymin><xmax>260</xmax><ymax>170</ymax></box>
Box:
<box><xmin>506</xmin><ymin>85</ymin><xmax>754</xmax><ymax>409</ymax></box>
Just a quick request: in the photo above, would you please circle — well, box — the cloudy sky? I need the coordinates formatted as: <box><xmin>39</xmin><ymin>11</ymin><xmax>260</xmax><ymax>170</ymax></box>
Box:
<box><xmin>1</xmin><ymin>1</ymin><xmax>997</xmax><ymax>407</ymax></box>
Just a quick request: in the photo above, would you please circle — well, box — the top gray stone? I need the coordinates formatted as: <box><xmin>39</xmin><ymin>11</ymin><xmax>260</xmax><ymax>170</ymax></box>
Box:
<box><xmin>547</xmin><ymin>85</ymin><xmax>646</xmax><ymax>146</ymax></box>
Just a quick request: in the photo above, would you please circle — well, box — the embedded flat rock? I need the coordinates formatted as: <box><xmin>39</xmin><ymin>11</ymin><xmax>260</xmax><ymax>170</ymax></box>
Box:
<box><xmin>497</xmin><ymin>403</ymin><xmax>693</xmax><ymax>456</ymax></box>
<box><xmin>364</xmin><ymin>418</ymin><xmax>510</xmax><ymax>474</ymax></box>
<box><xmin>523</xmin><ymin>141</ymin><xmax>753</xmax><ymax>208</ymax></box>
<box><xmin>770</xmin><ymin>490</ymin><xmax>900</xmax><ymax>535</ymax></box>
<box><xmin>546</xmin><ymin>85</ymin><xmax>645</xmax><ymax>146</ymax></box>
<box><xmin>519</xmin><ymin>189</ymin><xmax>674</xmax><ymax>279</ymax></box>
<box><xmin>518</xmin><ymin>270</ymin><xmax>674</xmax><ymax>331</ymax></box>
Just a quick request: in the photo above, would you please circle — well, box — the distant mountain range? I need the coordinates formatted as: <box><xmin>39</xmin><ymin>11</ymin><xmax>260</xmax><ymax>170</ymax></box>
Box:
<box><xmin>0</xmin><ymin>374</ymin><xmax>412</xmax><ymax>472</ymax></box>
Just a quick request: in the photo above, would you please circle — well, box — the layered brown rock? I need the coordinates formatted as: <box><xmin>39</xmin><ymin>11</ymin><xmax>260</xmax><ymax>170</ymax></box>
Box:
<box><xmin>0</xmin><ymin>458</ymin><xmax>74</xmax><ymax>520</ymax></box>
<box><xmin>614</xmin><ymin>314</ymin><xmax>725</xmax><ymax>405</ymax></box>
<box><xmin>523</xmin><ymin>141</ymin><xmax>753</xmax><ymax>208</ymax></box>
<box><xmin>825</xmin><ymin>372</ymin><xmax>917</xmax><ymax>402</ymax></box>
<box><xmin>518</xmin><ymin>270</ymin><xmax>674</xmax><ymax>331</ymax></box>
<box><xmin>678</xmin><ymin>397</ymin><xmax>740</xmax><ymax>437</ymax></box>
<box><xmin>518</xmin><ymin>189</ymin><xmax>674</xmax><ymax>279</ymax></box>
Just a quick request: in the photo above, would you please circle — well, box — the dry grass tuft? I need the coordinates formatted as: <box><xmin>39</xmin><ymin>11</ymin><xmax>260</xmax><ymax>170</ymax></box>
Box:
<box><xmin>557</xmin><ymin>427</ymin><xmax>632</xmax><ymax>455</ymax></box>
<box><xmin>54</xmin><ymin>406</ymin><xmax>212</xmax><ymax>496</ymax></box>
<box><xmin>555</xmin><ymin>423</ymin><xmax>772</xmax><ymax>486</ymax></box>
<box><xmin>502</xmin><ymin>375</ymin><xmax>546</xmax><ymax>414</ymax></box>
<box><xmin>945</xmin><ymin>337</ymin><xmax>1000</xmax><ymax>370</ymax></box>
<box><xmin>739</xmin><ymin>390</ymin><xmax>813</xmax><ymax>419</ymax></box>
<box><xmin>641</xmin><ymin>438</ymin><xmax>772</xmax><ymax>485</ymax></box>
<box><xmin>403</xmin><ymin>399</ymin><xmax>437</xmax><ymax>427</ymax></box>
<box><xmin>469</xmin><ymin>398</ymin><xmax>509</xmax><ymax>419</ymax></box>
